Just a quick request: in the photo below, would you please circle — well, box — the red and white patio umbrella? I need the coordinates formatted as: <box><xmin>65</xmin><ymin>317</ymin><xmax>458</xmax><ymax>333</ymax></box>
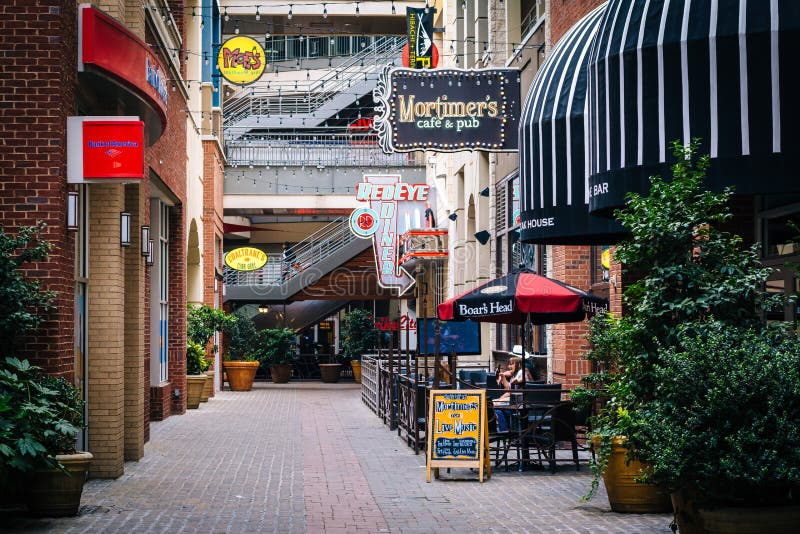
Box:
<box><xmin>437</xmin><ymin>268</ymin><xmax>608</xmax><ymax>325</ymax></box>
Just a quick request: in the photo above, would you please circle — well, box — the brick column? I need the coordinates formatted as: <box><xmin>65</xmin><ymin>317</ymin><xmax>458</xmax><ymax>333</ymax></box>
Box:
<box><xmin>168</xmin><ymin>205</ymin><xmax>186</xmax><ymax>414</ymax></box>
<box><xmin>123</xmin><ymin>184</ymin><xmax>145</xmax><ymax>461</ymax></box>
<box><xmin>87</xmin><ymin>183</ymin><xmax>126</xmax><ymax>478</ymax></box>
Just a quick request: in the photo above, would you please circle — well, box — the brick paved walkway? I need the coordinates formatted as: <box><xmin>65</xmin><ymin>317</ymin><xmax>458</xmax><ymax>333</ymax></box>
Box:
<box><xmin>3</xmin><ymin>383</ymin><xmax>672</xmax><ymax>533</ymax></box>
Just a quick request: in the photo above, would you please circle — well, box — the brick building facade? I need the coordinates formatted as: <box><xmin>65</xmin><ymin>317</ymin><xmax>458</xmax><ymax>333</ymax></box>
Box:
<box><xmin>0</xmin><ymin>0</ymin><xmax>210</xmax><ymax>479</ymax></box>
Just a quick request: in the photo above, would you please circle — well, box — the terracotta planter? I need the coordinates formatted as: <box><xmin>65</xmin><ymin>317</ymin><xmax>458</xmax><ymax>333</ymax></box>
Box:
<box><xmin>350</xmin><ymin>360</ymin><xmax>362</xmax><ymax>383</ymax></box>
<box><xmin>592</xmin><ymin>436</ymin><xmax>672</xmax><ymax>513</ymax></box>
<box><xmin>270</xmin><ymin>364</ymin><xmax>292</xmax><ymax>383</ymax></box>
<box><xmin>698</xmin><ymin>504</ymin><xmax>800</xmax><ymax>533</ymax></box>
<box><xmin>25</xmin><ymin>451</ymin><xmax>93</xmax><ymax>517</ymax></box>
<box><xmin>224</xmin><ymin>360</ymin><xmax>260</xmax><ymax>391</ymax></box>
<box><xmin>201</xmin><ymin>370</ymin><xmax>215</xmax><ymax>402</ymax></box>
<box><xmin>319</xmin><ymin>363</ymin><xmax>342</xmax><ymax>383</ymax></box>
<box><xmin>186</xmin><ymin>375</ymin><xmax>207</xmax><ymax>409</ymax></box>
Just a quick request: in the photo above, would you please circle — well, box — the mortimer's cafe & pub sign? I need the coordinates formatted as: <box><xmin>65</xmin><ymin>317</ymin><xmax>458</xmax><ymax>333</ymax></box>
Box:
<box><xmin>373</xmin><ymin>68</ymin><xmax>520</xmax><ymax>153</ymax></box>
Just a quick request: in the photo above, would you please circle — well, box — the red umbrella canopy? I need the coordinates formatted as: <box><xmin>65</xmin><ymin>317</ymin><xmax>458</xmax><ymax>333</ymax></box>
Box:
<box><xmin>437</xmin><ymin>269</ymin><xmax>608</xmax><ymax>325</ymax></box>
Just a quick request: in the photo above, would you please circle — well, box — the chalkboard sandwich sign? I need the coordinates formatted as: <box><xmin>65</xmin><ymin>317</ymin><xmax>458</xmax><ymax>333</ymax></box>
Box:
<box><xmin>426</xmin><ymin>390</ymin><xmax>490</xmax><ymax>482</ymax></box>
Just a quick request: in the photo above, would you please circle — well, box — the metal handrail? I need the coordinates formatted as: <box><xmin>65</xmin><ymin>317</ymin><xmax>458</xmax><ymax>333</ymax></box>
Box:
<box><xmin>223</xmin><ymin>216</ymin><xmax>363</xmax><ymax>288</ymax></box>
<box><xmin>226</xmin><ymin>133</ymin><xmax>422</xmax><ymax>167</ymax></box>
<box><xmin>223</xmin><ymin>36</ymin><xmax>405</xmax><ymax>125</ymax></box>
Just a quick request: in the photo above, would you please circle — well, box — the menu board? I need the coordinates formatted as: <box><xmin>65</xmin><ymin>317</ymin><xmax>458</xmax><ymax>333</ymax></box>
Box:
<box><xmin>426</xmin><ymin>390</ymin><xmax>490</xmax><ymax>482</ymax></box>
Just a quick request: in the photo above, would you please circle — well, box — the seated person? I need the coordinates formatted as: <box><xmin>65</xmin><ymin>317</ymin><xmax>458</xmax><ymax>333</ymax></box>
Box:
<box><xmin>496</xmin><ymin>356</ymin><xmax>535</xmax><ymax>393</ymax></box>
<box><xmin>493</xmin><ymin>356</ymin><xmax>535</xmax><ymax>432</ymax></box>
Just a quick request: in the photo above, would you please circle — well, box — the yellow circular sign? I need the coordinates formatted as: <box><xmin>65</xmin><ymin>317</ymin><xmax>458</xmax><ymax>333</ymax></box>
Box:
<box><xmin>217</xmin><ymin>36</ymin><xmax>266</xmax><ymax>86</ymax></box>
<box><xmin>225</xmin><ymin>246</ymin><xmax>268</xmax><ymax>271</ymax></box>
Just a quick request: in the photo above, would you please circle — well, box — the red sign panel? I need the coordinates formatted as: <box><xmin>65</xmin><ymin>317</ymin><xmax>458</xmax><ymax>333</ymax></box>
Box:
<box><xmin>82</xmin><ymin>121</ymin><xmax>144</xmax><ymax>180</ymax></box>
<box><xmin>79</xmin><ymin>6</ymin><xmax>168</xmax><ymax>127</ymax></box>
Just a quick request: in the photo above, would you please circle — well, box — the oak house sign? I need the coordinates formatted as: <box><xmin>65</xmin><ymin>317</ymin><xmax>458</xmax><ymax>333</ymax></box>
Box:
<box><xmin>373</xmin><ymin>67</ymin><xmax>521</xmax><ymax>153</ymax></box>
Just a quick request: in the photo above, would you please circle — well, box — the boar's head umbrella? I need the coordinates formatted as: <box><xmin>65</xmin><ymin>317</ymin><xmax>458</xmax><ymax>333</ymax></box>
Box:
<box><xmin>437</xmin><ymin>268</ymin><xmax>608</xmax><ymax>385</ymax></box>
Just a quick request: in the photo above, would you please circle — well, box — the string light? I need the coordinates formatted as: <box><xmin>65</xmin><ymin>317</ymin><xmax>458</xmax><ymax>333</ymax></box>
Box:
<box><xmin>223</xmin><ymin>8</ymin><xmax>229</xmax><ymax>22</ymax></box>
<box><xmin>255</xmin><ymin>6</ymin><xmax>261</xmax><ymax>21</ymax></box>
<box><xmin>355</xmin><ymin>2</ymin><xmax>360</xmax><ymax>16</ymax></box>
<box><xmin>288</xmin><ymin>4</ymin><xmax>293</xmax><ymax>20</ymax></box>
<box><xmin>323</xmin><ymin>3</ymin><xmax>327</xmax><ymax>18</ymax></box>
<box><xmin>391</xmin><ymin>1</ymin><xmax>396</xmax><ymax>15</ymax></box>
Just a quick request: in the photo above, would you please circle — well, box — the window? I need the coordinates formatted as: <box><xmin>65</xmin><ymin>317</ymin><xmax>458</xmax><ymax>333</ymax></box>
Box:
<box><xmin>150</xmin><ymin>199</ymin><xmax>170</xmax><ymax>384</ymax></box>
<box><xmin>590</xmin><ymin>245</ymin><xmax>611</xmax><ymax>285</ymax></box>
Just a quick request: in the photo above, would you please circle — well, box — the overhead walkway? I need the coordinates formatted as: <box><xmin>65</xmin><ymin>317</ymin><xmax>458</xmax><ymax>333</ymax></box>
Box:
<box><xmin>223</xmin><ymin>36</ymin><xmax>405</xmax><ymax>138</ymax></box>
<box><xmin>223</xmin><ymin>216</ymin><xmax>372</xmax><ymax>303</ymax></box>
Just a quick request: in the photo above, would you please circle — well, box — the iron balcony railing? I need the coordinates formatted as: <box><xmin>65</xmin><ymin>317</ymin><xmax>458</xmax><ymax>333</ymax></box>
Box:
<box><xmin>521</xmin><ymin>0</ymin><xmax>546</xmax><ymax>38</ymax></box>
<box><xmin>223</xmin><ymin>216</ymin><xmax>361</xmax><ymax>288</ymax></box>
<box><xmin>226</xmin><ymin>133</ymin><xmax>423</xmax><ymax>168</ymax></box>
<box><xmin>223</xmin><ymin>36</ymin><xmax>405</xmax><ymax>126</ymax></box>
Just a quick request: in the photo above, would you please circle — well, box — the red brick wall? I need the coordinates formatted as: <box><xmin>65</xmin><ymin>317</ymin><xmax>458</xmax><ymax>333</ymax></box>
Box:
<box><xmin>168</xmin><ymin>205</ymin><xmax>187</xmax><ymax>414</ymax></box>
<box><xmin>550</xmin><ymin>0</ymin><xmax>606</xmax><ymax>45</ymax></box>
<box><xmin>550</xmin><ymin>246</ymin><xmax>594</xmax><ymax>390</ymax></box>
<box><xmin>0</xmin><ymin>1</ymin><xmax>77</xmax><ymax>377</ymax></box>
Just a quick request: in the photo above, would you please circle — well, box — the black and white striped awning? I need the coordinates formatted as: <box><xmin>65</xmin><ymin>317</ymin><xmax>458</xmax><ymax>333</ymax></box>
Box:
<box><xmin>587</xmin><ymin>0</ymin><xmax>800</xmax><ymax>215</ymax></box>
<box><xmin>519</xmin><ymin>3</ymin><xmax>626</xmax><ymax>244</ymax></box>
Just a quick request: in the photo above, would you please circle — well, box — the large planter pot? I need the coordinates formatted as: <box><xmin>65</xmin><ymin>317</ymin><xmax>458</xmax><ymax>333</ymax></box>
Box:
<box><xmin>201</xmin><ymin>370</ymin><xmax>215</xmax><ymax>402</ymax></box>
<box><xmin>319</xmin><ymin>363</ymin><xmax>342</xmax><ymax>383</ymax></box>
<box><xmin>350</xmin><ymin>360</ymin><xmax>362</xmax><ymax>383</ymax></box>
<box><xmin>593</xmin><ymin>436</ymin><xmax>672</xmax><ymax>513</ymax></box>
<box><xmin>25</xmin><ymin>451</ymin><xmax>93</xmax><ymax>517</ymax></box>
<box><xmin>186</xmin><ymin>374</ymin><xmax>207</xmax><ymax>409</ymax></box>
<box><xmin>698</xmin><ymin>504</ymin><xmax>800</xmax><ymax>533</ymax></box>
<box><xmin>224</xmin><ymin>360</ymin><xmax>260</xmax><ymax>391</ymax></box>
<box><xmin>270</xmin><ymin>364</ymin><xmax>292</xmax><ymax>384</ymax></box>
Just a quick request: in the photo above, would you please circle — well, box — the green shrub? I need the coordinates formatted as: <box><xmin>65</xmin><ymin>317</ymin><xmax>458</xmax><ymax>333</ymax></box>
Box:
<box><xmin>223</xmin><ymin>312</ymin><xmax>258</xmax><ymax>362</ymax></box>
<box><xmin>255</xmin><ymin>328</ymin><xmax>298</xmax><ymax>367</ymax></box>
<box><xmin>0</xmin><ymin>357</ymin><xmax>84</xmax><ymax>474</ymax></box>
<box><xmin>340</xmin><ymin>308</ymin><xmax>377</xmax><ymax>362</ymax></box>
<box><xmin>186</xmin><ymin>341</ymin><xmax>210</xmax><ymax>375</ymax></box>
<box><xmin>638</xmin><ymin>321</ymin><xmax>800</xmax><ymax>504</ymax></box>
<box><xmin>187</xmin><ymin>304</ymin><xmax>234</xmax><ymax>349</ymax></box>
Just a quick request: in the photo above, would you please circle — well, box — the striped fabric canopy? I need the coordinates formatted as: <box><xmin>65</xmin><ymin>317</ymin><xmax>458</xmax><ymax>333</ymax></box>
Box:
<box><xmin>587</xmin><ymin>0</ymin><xmax>800</xmax><ymax>215</ymax></box>
<box><xmin>519</xmin><ymin>3</ymin><xmax>626</xmax><ymax>244</ymax></box>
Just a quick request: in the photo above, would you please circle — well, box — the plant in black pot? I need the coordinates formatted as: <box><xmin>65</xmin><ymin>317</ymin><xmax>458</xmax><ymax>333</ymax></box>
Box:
<box><xmin>255</xmin><ymin>328</ymin><xmax>298</xmax><ymax>384</ymax></box>
<box><xmin>584</xmin><ymin>141</ymin><xmax>800</xmax><ymax>531</ymax></box>
<box><xmin>340</xmin><ymin>308</ymin><xmax>378</xmax><ymax>384</ymax></box>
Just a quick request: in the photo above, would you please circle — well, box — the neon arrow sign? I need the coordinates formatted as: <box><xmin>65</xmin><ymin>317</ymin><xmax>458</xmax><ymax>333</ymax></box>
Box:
<box><xmin>348</xmin><ymin>175</ymin><xmax>428</xmax><ymax>295</ymax></box>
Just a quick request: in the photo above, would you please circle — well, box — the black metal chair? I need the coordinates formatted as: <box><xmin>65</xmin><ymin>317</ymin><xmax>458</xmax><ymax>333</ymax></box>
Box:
<box><xmin>522</xmin><ymin>400</ymin><xmax>584</xmax><ymax>473</ymax></box>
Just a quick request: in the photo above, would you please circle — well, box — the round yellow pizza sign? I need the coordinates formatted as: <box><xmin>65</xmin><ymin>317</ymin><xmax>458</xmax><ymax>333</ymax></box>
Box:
<box><xmin>224</xmin><ymin>247</ymin><xmax>267</xmax><ymax>271</ymax></box>
<box><xmin>217</xmin><ymin>36</ymin><xmax>266</xmax><ymax>86</ymax></box>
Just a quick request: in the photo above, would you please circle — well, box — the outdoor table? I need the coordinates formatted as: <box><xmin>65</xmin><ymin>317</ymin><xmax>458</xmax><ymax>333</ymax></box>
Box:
<box><xmin>492</xmin><ymin>399</ymin><xmax>559</xmax><ymax>472</ymax></box>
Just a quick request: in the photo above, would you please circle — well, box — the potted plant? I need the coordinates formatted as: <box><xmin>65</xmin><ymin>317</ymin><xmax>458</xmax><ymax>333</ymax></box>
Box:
<box><xmin>571</xmin><ymin>314</ymin><xmax>671</xmax><ymax>513</ymax></box>
<box><xmin>340</xmin><ymin>308</ymin><xmax>378</xmax><ymax>383</ymax></box>
<box><xmin>186</xmin><ymin>340</ymin><xmax>210</xmax><ymax>409</ymax></box>
<box><xmin>222</xmin><ymin>312</ymin><xmax>260</xmax><ymax>391</ymax></box>
<box><xmin>0</xmin><ymin>357</ymin><xmax>92</xmax><ymax>517</ymax></box>
<box><xmin>187</xmin><ymin>304</ymin><xmax>234</xmax><ymax>399</ymax></box>
<box><xmin>585</xmin><ymin>141</ymin><xmax>800</xmax><ymax>530</ymax></box>
<box><xmin>255</xmin><ymin>328</ymin><xmax>298</xmax><ymax>384</ymax></box>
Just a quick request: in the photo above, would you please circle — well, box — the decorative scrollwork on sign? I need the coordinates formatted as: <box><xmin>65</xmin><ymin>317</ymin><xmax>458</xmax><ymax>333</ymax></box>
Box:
<box><xmin>372</xmin><ymin>66</ymin><xmax>394</xmax><ymax>154</ymax></box>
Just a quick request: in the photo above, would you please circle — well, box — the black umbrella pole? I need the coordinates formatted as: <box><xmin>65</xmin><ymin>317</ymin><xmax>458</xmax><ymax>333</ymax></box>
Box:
<box><xmin>523</xmin><ymin>313</ymin><xmax>532</xmax><ymax>388</ymax></box>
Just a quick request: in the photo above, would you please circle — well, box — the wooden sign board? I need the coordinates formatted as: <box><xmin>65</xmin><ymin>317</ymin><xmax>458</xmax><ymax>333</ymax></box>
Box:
<box><xmin>426</xmin><ymin>390</ymin><xmax>490</xmax><ymax>482</ymax></box>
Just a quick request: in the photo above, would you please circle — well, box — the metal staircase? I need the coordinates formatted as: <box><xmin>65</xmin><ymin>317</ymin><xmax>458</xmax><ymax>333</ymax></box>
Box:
<box><xmin>223</xmin><ymin>36</ymin><xmax>406</xmax><ymax>138</ymax></box>
<box><xmin>223</xmin><ymin>216</ymin><xmax>372</xmax><ymax>302</ymax></box>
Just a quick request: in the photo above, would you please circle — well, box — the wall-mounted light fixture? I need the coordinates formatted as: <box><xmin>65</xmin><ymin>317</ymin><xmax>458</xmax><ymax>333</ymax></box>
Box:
<box><xmin>448</xmin><ymin>212</ymin><xmax>458</xmax><ymax>221</ymax></box>
<box><xmin>140</xmin><ymin>226</ymin><xmax>150</xmax><ymax>256</ymax></box>
<box><xmin>67</xmin><ymin>191</ymin><xmax>79</xmax><ymax>231</ymax></box>
<box><xmin>474</xmin><ymin>230</ymin><xmax>491</xmax><ymax>245</ymax></box>
<box><xmin>258</xmin><ymin>304</ymin><xmax>269</xmax><ymax>314</ymax></box>
<box><xmin>479</xmin><ymin>187</ymin><xmax>490</xmax><ymax>198</ymax></box>
<box><xmin>120</xmin><ymin>212</ymin><xmax>131</xmax><ymax>247</ymax></box>
<box><xmin>146</xmin><ymin>239</ymin><xmax>154</xmax><ymax>266</ymax></box>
